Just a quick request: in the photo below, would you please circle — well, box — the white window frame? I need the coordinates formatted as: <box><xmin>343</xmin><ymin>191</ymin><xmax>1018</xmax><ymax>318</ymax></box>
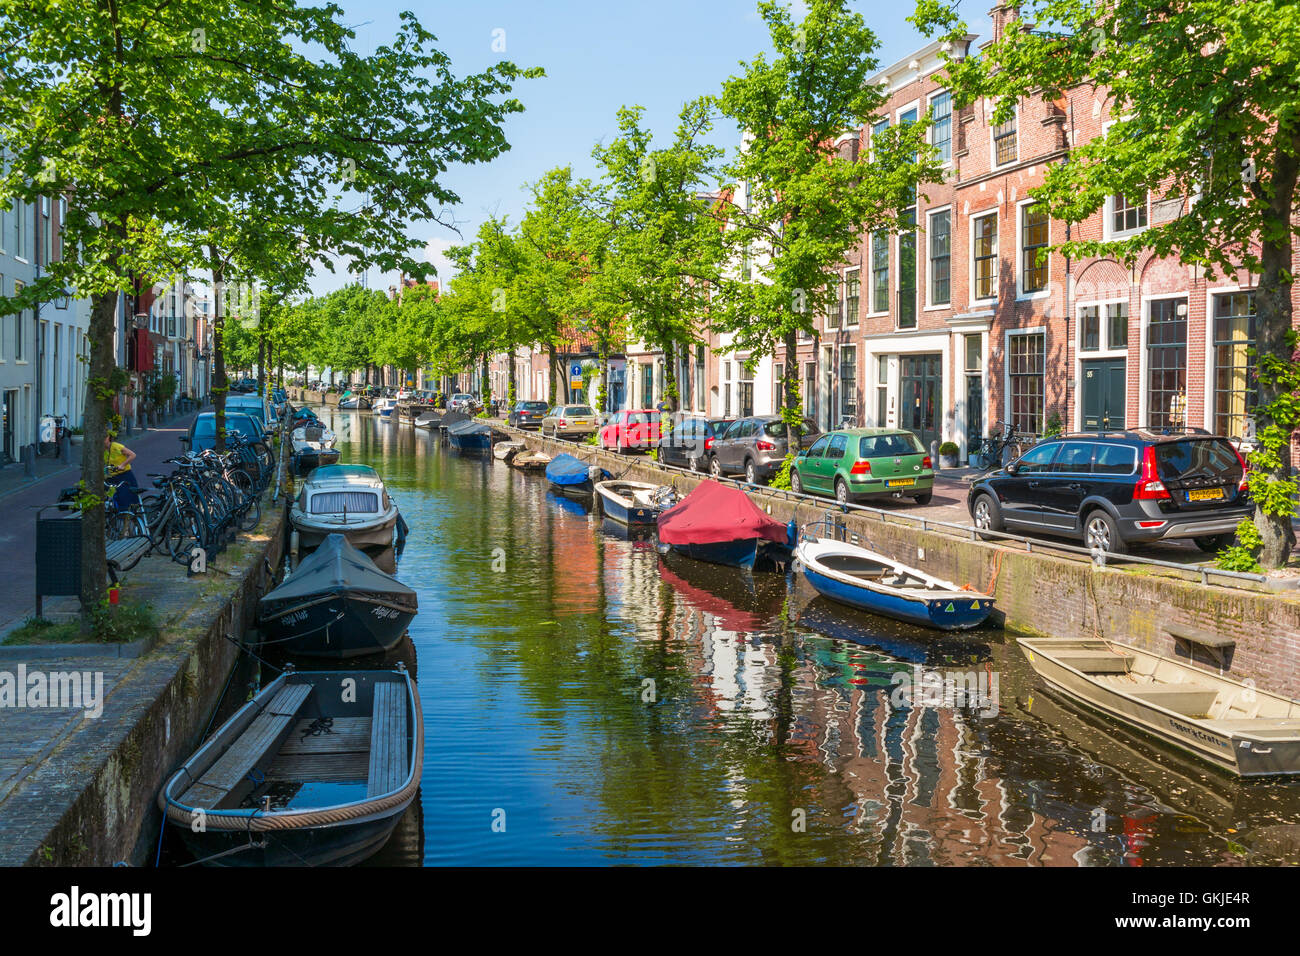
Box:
<box><xmin>969</xmin><ymin>207</ymin><xmax>999</xmax><ymax>305</ymax></box>
<box><xmin>1073</xmin><ymin>296</ymin><xmax>1130</xmax><ymax>431</ymax></box>
<box><xmin>1136</xmin><ymin>292</ymin><xmax>1190</xmax><ymax>430</ymax></box>
<box><xmin>866</xmin><ymin>229</ymin><xmax>890</xmax><ymax>318</ymax></box>
<box><xmin>1015</xmin><ymin>197</ymin><xmax>1051</xmax><ymax>301</ymax></box>
<box><xmin>1104</xmin><ymin>191</ymin><xmax>1150</xmax><ymax>241</ymax></box>
<box><xmin>842</xmin><ymin>266</ymin><xmax>861</xmax><ymax>328</ymax></box>
<box><xmin>1003</xmin><ymin>325</ymin><xmax>1047</xmax><ymax>433</ymax></box>
<box><xmin>989</xmin><ymin>102</ymin><xmax>1019</xmax><ymax>169</ymax></box>
<box><xmin>928</xmin><ymin>89</ymin><xmax>953</xmax><ymax>167</ymax></box>
<box><xmin>925</xmin><ymin>205</ymin><xmax>953</xmax><ymax>311</ymax></box>
<box><xmin>1202</xmin><ymin>283</ymin><xmax>1256</xmax><ymax>435</ymax></box>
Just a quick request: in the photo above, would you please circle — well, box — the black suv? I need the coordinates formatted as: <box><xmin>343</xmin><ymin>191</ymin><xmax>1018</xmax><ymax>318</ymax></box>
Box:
<box><xmin>508</xmin><ymin>401</ymin><xmax>548</xmax><ymax>430</ymax></box>
<box><xmin>967</xmin><ymin>431</ymin><xmax>1252</xmax><ymax>554</ymax></box>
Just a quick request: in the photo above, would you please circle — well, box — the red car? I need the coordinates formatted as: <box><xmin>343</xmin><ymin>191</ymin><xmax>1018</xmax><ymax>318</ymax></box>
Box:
<box><xmin>599</xmin><ymin>409</ymin><xmax>663</xmax><ymax>453</ymax></box>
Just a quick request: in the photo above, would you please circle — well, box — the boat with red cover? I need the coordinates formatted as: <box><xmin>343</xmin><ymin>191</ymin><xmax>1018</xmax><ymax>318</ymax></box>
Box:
<box><xmin>655</xmin><ymin>479</ymin><xmax>794</xmax><ymax>571</ymax></box>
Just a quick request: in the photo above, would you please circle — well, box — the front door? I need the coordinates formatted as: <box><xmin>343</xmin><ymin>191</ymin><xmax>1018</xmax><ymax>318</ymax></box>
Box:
<box><xmin>1082</xmin><ymin>359</ymin><xmax>1127</xmax><ymax>431</ymax></box>
<box><xmin>900</xmin><ymin>353</ymin><xmax>942</xmax><ymax>452</ymax></box>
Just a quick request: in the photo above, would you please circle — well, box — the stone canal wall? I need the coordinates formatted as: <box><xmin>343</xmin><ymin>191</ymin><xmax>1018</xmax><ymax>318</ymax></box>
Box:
<box><xmin>289</xmin><ymin>387</ymin><xmax>339</xmax><ymax>407</ymax></box>
<box><xmin>2</xmin><ymin>499</ymin><xmax>287</xmax><ymax>866</ymax></box>
<box><xmin>511</xmin><ymin>429</ymin><xmax>1300</xmax><ymax>699</ymax></box>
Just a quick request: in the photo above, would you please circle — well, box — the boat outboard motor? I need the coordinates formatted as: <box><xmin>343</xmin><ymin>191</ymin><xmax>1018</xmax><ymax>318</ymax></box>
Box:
<box><xmin>588</xmin><ymin>465</ymin><xmax>604</xmax><ymax>484</ymax></box>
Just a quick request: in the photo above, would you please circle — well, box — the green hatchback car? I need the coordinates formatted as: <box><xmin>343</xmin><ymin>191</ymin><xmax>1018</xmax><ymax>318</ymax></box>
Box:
<box><xmin>791</xmin><ymin>428</ymin><xmax>934</xmax><ymax>505</ymax></box>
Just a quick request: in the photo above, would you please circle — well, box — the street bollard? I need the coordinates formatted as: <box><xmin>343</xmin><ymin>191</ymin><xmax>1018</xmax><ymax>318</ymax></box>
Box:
<box><xmin>930</xmin><ymin>439</ymin><xmax>940</xmax><ymax>472</ymax></box>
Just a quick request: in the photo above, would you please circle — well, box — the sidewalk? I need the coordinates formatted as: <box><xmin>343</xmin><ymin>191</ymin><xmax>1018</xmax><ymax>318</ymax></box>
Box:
<box><xmin>0</xmin><ymin>407</ymin><xmax>207</xmax><ymax>636</ymax></box>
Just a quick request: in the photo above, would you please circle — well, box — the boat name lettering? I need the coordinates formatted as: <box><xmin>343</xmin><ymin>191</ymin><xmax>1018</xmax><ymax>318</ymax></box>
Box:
<box><xmin>1167</xmin><ymin>717</ymin><xmax>1229</xmax><ymax>748</ymax></box>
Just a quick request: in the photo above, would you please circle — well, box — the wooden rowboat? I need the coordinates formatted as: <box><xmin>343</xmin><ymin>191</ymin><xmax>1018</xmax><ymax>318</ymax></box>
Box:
<box><xmin>511</xmin><ymin>450</ymin><xmax>551</xmax><ymax>472</ymax></box>
<box><xmin>493</xmin><ymin>440</ymin><xmax>526</xmax><ymax>462</ymax></box>
<box><xmin>795</xmin><ymin>536</ymin><xmax>994</xmax><ymax>631</ymax></box>
<box><xmin>1018</xmin><ymin>637</ymin><xmax>1300</xmax><ymax>777</ymax></box>
<box><xmin>594</xmin><ymin>480</ymin><xmax>675</xmax><ymax>525</ymax></box>
<box><xmin>159</xmin><ymin>665</ymin><xmax>421</xmax><ymax>865</ymax></box>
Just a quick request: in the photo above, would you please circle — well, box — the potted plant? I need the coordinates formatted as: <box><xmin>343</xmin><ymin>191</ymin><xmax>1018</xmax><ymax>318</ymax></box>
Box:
<box><xmin>938</xmin><ymin>441</ymin><xmax>960</xmax><ymax>469</ymax></box>
<box><xmin>68</xmin><ymin>426</ymin><xmax>84</xmax><ymax>446</ymax></box>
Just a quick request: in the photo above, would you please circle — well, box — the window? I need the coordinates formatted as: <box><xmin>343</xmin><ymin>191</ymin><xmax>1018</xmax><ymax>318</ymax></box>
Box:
<box><xmin>738</xmin><ymin>362</ymin><xmax>754</xmax><ymax>418</ymax></box>
<box><xmin>1052</xmin><ymin>442</ymin><xmax>1095</xmax><ymax>473</ymax></box>
<box><xmin>641</xmin><ymin>363</ymin><xmax>654</xmax><ymax>408</ymax></box>
<box><xmin>804</xmin><ymin>362</ymin><xmax>816</xmax><ymax>419</ymax></box>
<box><xmin>871</xmin><ymin>231</ymin><xmax>889</xmax><ymax>313</ymax></box>
<box><xmin>1147</xmin><ymin>298</ymin><xmax>1188</xmax><ymax>430</ymax></box>
<box><xmin>898</xmin><ymin>209</ymin><xmax>917</xmax><ymax>328</ymax></box>
<box><xmin>1021</xmin><ymin>203</ymin><xmax>1049</xmax><ymax>294</ymax></box>
<box><xmin>825</xmin><ymin>290</ymin><xmax>839</xmax><ymax>331</ymax></box>
<box><xmin>992</xmin><ymin>115</ymin><xmax>1017</xmax><ymax>166</ymax></box>
<box><xmin>13</xmin><ymin>198</ymin><xmax>27</xmax><ymax>260</ymax></box>
<box><xmin>844</xmin><ymin>271</ymin><xmax>860</xmax><ymax>326</ymax></box>
<box><xmin>722</xmin><ymin>360</ymin><xmax>732</xmax><ymax>418</ymax></box>
<box><xmin>1093</xmin><ymin>444</ymin><xmax>1139</xmax><ymax>476</ymax></box>
<box><xmin>12</xmin><ymin>280</ymin><xmax>23</xmax><ymax>362</ymax></box>
<box><xmin>1112</xmin><ymin>193</ymin><xmax>1147</xmax><ymax>234</ymax></box>
<box><xmin>1014</xmin><ymin>441</ymin><xmax>1059</xmax><ymax>474</ymax></box>
<box><xmin>1108</xmin><ymin>303</ymin><xmax>1128</xmax><ymax>349</ymax></box>
<box><xmin>973</xmin><ymin>213</ymin><xmax>997</xmax><ymax>300</ymax></box>
<box><xmin>965</xmin><ymin>333</ymin><xmax>983</xmax><ymax>441</ymax></box>
<box><xmin>827</xmin><ymin>433</ymin><xmax>848</xmax><ymax>459</ymax></box>
<box><xmin>1008</xmin><ymin>332</ymin><xmax>1045</xmax><ymax>434</ymax></box>
<box><xmin>839</xmin><ymin>345</ymin><xmax>856</xmax><ymax>423</ymax></box>
<box><xmin>1213</xmin><ymin>291</ymin><xmax>1257</xmax><ymax>438</ymax></box>
<box><xmin>871</xmin><ymin>118</ymin><xmax>889</xmax><ymax>160</ymax></box>
<box><xmin>806</xmin><ymin>434</ymin><xmax>830</xmax><ymax>458</ymax></box>
<box><xmin>930</xmin><ymin>92</ymin><xmax>952</xmax><ymax>163</ymax></box>
<box><xmin>861</xmin><ymin>433</ymin><xmax>922</xmax><ymax>458</ymax></box>
<box><xmin>774</xmin><ymin>363</ymin><xmax>784</xmax><ymax>410</ymax></box>
<box><xmin>928</xmin><ymin>209</ymin><xmax>951</xmax><ymax>305</ymax></box>
<box><xmin>1080</xmin><ymin>306</ymin><xmax>1100</xmax><ymax>351</ymax></box>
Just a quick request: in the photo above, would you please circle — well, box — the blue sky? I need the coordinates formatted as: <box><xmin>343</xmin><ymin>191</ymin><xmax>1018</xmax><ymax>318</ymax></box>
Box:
<box><xmin>318</xmin><ymin>0</ymin><xmax>992</xmax><ymax>297</ymax></box>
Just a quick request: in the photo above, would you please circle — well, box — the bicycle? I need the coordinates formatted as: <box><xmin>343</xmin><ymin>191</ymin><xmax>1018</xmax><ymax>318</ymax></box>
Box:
<box><xmin>969</xmin><ymin>421</ymin><xmax>1033</xmax><ymax>471</ymax></box>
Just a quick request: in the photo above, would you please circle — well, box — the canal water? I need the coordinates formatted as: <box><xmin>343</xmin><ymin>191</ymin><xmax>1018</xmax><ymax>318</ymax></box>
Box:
<box><xmin>216</xmin><ymin>410</ymin><xmax>1300</xmax><ymax>865</ymax></box>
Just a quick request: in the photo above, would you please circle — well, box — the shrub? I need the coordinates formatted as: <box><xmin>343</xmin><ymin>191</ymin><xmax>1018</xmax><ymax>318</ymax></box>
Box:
<box><xmin>938</xmin><ymin>441</ymin><xmax>960</xmax><ymax>456</ymax></box>
<box><xmin>770</xmin><ymin>453</ymin><xmax>795</xmax><ymax>490</ymax></box>
<box><xmin>1215</xmin><ymin>518</ymin><xmax>1265</xmax><ymax>574</ymax></box>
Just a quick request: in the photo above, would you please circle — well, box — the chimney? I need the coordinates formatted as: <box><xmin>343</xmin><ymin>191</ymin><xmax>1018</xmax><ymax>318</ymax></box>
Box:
<box><xmin>990</xmin><ymin>3</ymin><xmax>1021</xmax><ymax>43</ymax></box>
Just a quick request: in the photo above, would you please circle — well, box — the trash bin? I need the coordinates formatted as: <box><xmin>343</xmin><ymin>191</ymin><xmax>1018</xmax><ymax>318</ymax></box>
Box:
<box><xmin>36</xmin><ymin>505</ymin><xmax>82</xmax><ymax>616</ymax></box>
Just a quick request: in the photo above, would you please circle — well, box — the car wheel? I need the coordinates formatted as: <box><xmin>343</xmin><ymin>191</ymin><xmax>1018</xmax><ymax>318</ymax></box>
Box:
<box><xmin>688</xmin><ymin>455</ymin><xmax>702</xmax><ymax>473</ymax></box>
<box><xmin>835</xmin><ymin>478</ymin><xmax>849</xmax><ymax>505</ymax></box>
<box><xmin>1193</xmin><ymin>533</ymin><xmax>1236</xmax><ymax>554</ymax></box>
<box><xmin>791</xmin><ymin>469</ymin><xmax>804</xmax><ymax>495</ymax></box>
<box><xmin>912</xmin><ymin>492</ymin><xmax>933</xmax><ymax>505</ymax></box>
<box><xmin>745</xmin><ymin>459</ymin><xmax>761</xmax><ymax>485</ymax></box>
<box><xmin>1084</xmin><ymin>509</ymin><xmax>1126</xmax><ymax>555</ymax></box>
<box><xmin>709</xmin><ymin>456</ymin><xmax>723</xmax><ymax>478</ymax></box>
<box><xmin>971</xmin><ymin>493</ymin><xmax>1003</xmax><ymax>541</ymax></box>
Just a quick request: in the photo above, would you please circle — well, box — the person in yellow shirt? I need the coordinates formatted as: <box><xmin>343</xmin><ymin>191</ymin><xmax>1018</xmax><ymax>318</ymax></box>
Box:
<box><xmin>105</xmin><ymin>434</ymin><xmax>139</xmax><ymax>508</ymax></box>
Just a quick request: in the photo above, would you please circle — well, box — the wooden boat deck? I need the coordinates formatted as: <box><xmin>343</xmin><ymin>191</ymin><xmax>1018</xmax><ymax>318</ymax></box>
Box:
<box><xmin>181</xmin><ymin>683</ymin><xmax>313</xmax><ymax>809</ymax></box>
<box><xmin>367</xmin><ymin>681</ymin><xmax>408</xmax><ymax>797</ymax></box>
<box><xmin>267</xmin><ymin>717</ymin><xmax>372</xmax><ymax>783</ymax></box>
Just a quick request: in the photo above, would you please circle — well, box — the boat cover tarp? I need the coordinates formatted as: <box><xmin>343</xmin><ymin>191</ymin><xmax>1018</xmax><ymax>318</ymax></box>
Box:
<box><xmin>546</xmin><ymin>453</ymin><xmax>596</xmax><ymax>487</ymax></box>
<box><xmin>440</xmin><ymin>410</ymin><xmax>470</xmax><ymax>428</ymax></box>
<box><xmin>656</xmin><ymin>479</ymin><xmax>789</xmax><ymax>546</ymax></box>
<box><xmin>259</xmin><ymin>533</ymin><xmax>415</xmax><ymax>616</ymax></box>
<box><xmin>447</xmin><ymin>419</ymin><xmax>490</xmax><ymax>436</ymax></box>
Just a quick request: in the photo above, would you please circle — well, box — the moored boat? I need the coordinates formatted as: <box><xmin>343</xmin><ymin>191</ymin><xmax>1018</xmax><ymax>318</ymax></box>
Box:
<box><xmin>447</xmin><ymin>418</ymin><xmax>492</xmax><ymax>452</ymax></box>
<box><xmin>493</xmin><ymin>440</ymin><xmax>526</xmax><ymax>462</ymax></box>
<box><xmin>258</xmin><ymin>533</ymin><xmax>417</xmax><ymax>658</ymax></box>
<box><xmin>545</xmin><ymin>452</ymin><xmax>607</xmax><ymax>495</ymax></box>
<box><xmin>1018</xmin><ymin>637</ymin><xmax>1300</xmax><ymax>777</ymax></box>
<box><xmin>338</xmin><ymin>392</ymin><xmax>371</xmax><ymax>410</ymax></box>
<box><xmin>512</xmin><ymin>450</ymin><xmax>552</xmax><ymax>472</ymax></box>
<box><xmin>290</xmin><ymin>420</ymin><xmax>340</xmax><ymax>473</ymax></box>
<box><xmin>372</xmin><ymin>397</ymin><xmax>397</xmax><ymax>418</ymax></box>
<box><xmin>655</xmin><ymin>479</ymin><xmax>794</xmax><ymax>571</ymax></box>
<box><xmin>414</xmin><ymin>411</ymin><xmax>441</xmax><ymax>430</ymax></box>
<box><xmin>794</xmin><ymin>536</ymin><xmax>994</xmax><ymax>631</ymax></box>
<box><xmin>159</xmin><ymin>665</ymin><xmax>422</xmax><ymax>865</ymax></box>
<box><xmin>290</xmin><ymin>464</ymin><xmax>401</xmax><ymax>552</ymax></box>
<box><xmin>594</xmin><ymin>480</ymin><xmax>676</xmax><ymax>525</ymax></box>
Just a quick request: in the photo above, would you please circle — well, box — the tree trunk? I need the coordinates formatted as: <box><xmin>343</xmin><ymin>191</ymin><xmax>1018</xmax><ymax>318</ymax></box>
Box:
<box><xmin>662</xmin><ymin>341</ymin><xmax>679</xmax><ymax>413</ymax></box>
<box><xmin>257</xmin><ymin>332</ymin><xmax>266</xmax><ymax>398</ymax></box>
<box><xmin>210</xmin><ymin>255</ymin><xmax>227</xmax><ymax>453</ymax></box>
<box><xmin>480</xmin><ymin>354</ymin><xmax>491</xmax><ymax>412</ymax></box>
<box><xmin>548</xmin><ymin>344</ymin><xmax>558</xmax><ymax>406</ymax></box>
<box><xmin>507</xmin><ymin>351</ymin><xmax>518</xmax><ymax>409</ymax></box>
<box><xmin>78</xmin><ymin>289</ymin><xmax>119</xmax><ymax>617</ymax></box>
<box><xmin>782</xmin><ymin>329</ymin><xmax>801</xmax><ymax>427</ymax></box>
<box><xmin>1254</xmin><ymin>138</ymin><xmax>1300</xmax><ymax>568</ymax></box>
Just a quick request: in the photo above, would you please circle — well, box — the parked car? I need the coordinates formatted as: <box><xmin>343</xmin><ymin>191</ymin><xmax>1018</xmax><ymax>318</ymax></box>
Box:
<box><xmin>655</xmin><ymin>416</ymin><xmax>733</xmax><ymax>472</ymax></box>
<box><xmin>508</xmin><ymin>401</ymin><xmax>549</xmax><ymax>430</ymax></box>
<box><xmin>966</xmin><ymin>431</ymin><xmax>1252</xmax><ymax>554</ymax></box>
<box><xmin>791</xmin><ymin>428</ymin><xmax>934</xmax><ymax>505</ymax></box>
<box><xmin>599</xmin><ymin>408</ymin><xmax>662</xmax><ymax>453</ymax></box>
<box><xmin>447</xmin><ymin>393</ymin><xmax>477</xmax><ymax>413</ymax></box>
<box><xmin>541</xmin><ymin>404</ymin><xmax>598</xmax><ymax>439</ymax></box>
<box><xmin>226</xmin><ymin>394</ymin><xmax>275</xmax><ymax>432</ymax></box>
<box><xmin>708</xmin><ymin>415</ymin><xmax>821</xmax><ymax>484</ymax></box>
<box><xmin>182</xmin><ymin>411</ymin><xmax>265</xmax><ymax>453</ymax></box>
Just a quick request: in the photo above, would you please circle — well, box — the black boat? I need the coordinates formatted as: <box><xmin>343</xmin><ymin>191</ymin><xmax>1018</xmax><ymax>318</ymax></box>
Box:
<box><xmin>160</xmin><ymin>665</ymin><xmax>422</xmax><ymax>866</ymax></box>
<box><xmin>258</xmin><ymin>534</ymin><xmax>417</xmax><ymax>658</ymax></box>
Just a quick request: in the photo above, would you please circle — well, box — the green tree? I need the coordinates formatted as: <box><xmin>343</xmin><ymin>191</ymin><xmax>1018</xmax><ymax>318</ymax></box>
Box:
<box><xmin>714</xmin><ymin>0</ymin><xmax>940</xmax><ymax>434</ymax></box>
<box><xmin>912</xmin><ymin>0</ymin><xmax>1300</xmax><ymax>567</ymax></box>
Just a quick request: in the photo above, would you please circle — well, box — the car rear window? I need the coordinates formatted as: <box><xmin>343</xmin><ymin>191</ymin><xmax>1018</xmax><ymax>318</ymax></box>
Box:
<box><xmin>626</xmin><ymin>412</ymin><xmax>653</xmax><ymax>425</ymax></box>
<box><xmin>1155</xmin><ymin>438</ymin><xmax>1241</xmax><ymax>481</ymax></box>
<box><xmin>1093</xmin><ymin>444</ymin><xmax>1138</xmax><ymax>476</ymax></box>
<box><xmin>763</xmin><ymin>418</ymin><xmax>819</xmax><ymax>439</ymax></box>
<box><xmin>859</xmin><ymin>433</ymin><xmax>922</xmax><ymax>457</ymax></box>
<box><xmin>521</xmin><ymin>402</ymin><xmax>547</xmax><ymax>410</ymax></box>
<box><xmin>194</xmin><ymin>415</ymin><xmax>256</xmax><ymax>439</ymax></box>
<box><xmin>566</xmin><ymin>406</ymin><xmax>595</xmax><ymax>416</ymax></box>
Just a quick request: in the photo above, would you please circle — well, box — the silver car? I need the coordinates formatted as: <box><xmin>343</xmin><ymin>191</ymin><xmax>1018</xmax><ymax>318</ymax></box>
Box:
<box><xmin>541</xmin><ymin>404</ymin><xmax>597</xmax><ymax>439</ymax></box>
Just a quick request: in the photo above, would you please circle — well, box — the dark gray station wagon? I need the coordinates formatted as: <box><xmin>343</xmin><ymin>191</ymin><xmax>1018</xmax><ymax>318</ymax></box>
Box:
<box><xmin>967</xmin><ymin>431</ymin><xmax>1252</xmax><ymax>554</ymax></box>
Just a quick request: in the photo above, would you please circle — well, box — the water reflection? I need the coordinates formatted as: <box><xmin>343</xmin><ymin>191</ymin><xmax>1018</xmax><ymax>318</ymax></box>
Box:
<box><xmin>318</xmin><ymin>412</ymin><xmax>1300</xmax><ymax>864</ymax></box>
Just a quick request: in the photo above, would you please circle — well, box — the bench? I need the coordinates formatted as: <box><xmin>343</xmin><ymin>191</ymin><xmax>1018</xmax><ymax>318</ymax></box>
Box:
<box><xmin>181</xmin><ymin>682</ymin><xmax>314</xmax><ymax>810</ymax></box>
<box><xmin>1053</xmin><ymin>650</ymin><xmax>1135</xmax><ymax>674</ymax></box>
<box><xmin>106</xmin><ymin>536</ymin><xmax>152</xmax><ymax>584</ymax></box>
<box><xmin>1128</xmin><ymin>686</ymin><xmax>1221</xmax><ymax>717</ymax></box>
<box><xmin>1167</xmin><ymin>624</ymin><xmax>1235</xmax><ymax>668</ymax></box>
<box><xmin>366</xmin><ymin>681</ymin><xmax>409</xmax><ymax>798</ymax></box>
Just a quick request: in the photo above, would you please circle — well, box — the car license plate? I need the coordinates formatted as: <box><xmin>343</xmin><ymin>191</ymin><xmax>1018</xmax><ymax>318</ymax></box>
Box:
<box><xmin>886</xmin><ymin>478</ymin><xmax>915</xmax><ymax>488</ymax></box>
<box><xmin>1188</xmin><ymin>488</ymin><xmax>1224</xmax><ymax>502</ymax></box>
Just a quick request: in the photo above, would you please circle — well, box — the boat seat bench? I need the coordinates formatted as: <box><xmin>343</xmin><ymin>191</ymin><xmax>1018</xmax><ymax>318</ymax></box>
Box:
<box><xmin>181</xmin><ymin>683</ymin><xmax>313</xmax><ymax>810</ymax></box>
<box><xmin>1128</xmin><ymin>686</ymin><xmax>1221</xmax><ymax>716</ymax></box>
<box><xmin>1052</xmin><ymin>650</ymin><xmax>1135</xmax><ymax>674</ymax></box>
<box><xmin>367</xmin><ymin>682</ymin><xmax>408</xmax><ymax>798</ymax></box>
